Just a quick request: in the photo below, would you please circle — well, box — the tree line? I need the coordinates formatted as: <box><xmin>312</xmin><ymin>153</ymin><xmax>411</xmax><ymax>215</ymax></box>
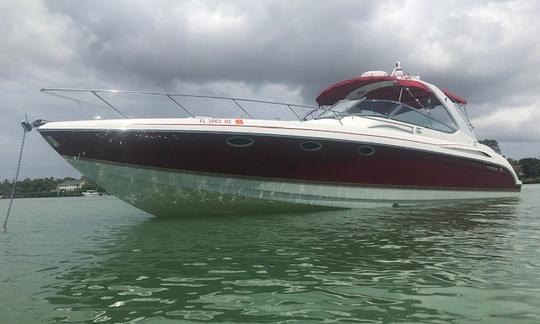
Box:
<box><xmin>0</xmin><ymin>177</ymin><xmax>106</xmax><ymax>198</ymax></box>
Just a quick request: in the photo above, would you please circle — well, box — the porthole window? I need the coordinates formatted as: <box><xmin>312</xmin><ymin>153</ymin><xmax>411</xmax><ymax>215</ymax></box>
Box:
<box><xmin>226</xmin><ymin>136</ymin><xmax>254</xmax><ymax>147</ymax></box>
<box><xmin>300</xmin><ymin>141</ymin><xmax>322</xmax><ymax>152</ymax></box>
<box><xmin>357</xmin><ymin>145</ymin><xmax>375</xmax><ymax>156</ymax></box>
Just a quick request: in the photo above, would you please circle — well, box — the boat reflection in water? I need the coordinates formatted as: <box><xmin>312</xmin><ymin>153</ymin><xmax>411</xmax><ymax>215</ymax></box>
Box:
<box><xmin>42</xmin><ymin>199</ymin><xmax>520</xmax><ymax>322</ymax></box>
<box><xmin>37</xmin><ymin>63</ymin><xmax>521</xmax><ymax>216</ymax></box>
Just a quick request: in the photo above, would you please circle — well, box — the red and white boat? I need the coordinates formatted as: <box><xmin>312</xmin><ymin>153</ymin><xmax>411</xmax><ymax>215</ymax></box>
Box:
<box><xmin>36</xmin><ymin>63</ymin><xmax>521</xmax><ymax>216</ymax></box>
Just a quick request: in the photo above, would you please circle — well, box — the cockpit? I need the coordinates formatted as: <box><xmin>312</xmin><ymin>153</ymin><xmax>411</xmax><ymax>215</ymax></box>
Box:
<box><xmin>315</xmin><ymin>75</ymin><xmax>473</xmax><ymax>135</ymax></box>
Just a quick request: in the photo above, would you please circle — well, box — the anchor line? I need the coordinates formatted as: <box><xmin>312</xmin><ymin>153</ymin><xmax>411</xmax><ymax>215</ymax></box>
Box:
<box><xmin>3</xmin><ymin>121</ymin><xmax>31</xmax><ymax>233</ymax></box>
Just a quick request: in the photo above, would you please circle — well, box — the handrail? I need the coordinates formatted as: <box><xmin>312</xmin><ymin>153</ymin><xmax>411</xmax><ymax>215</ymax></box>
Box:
<box><xmin>41</xmin><ymin>88</ymin><xmax>317</xmax><ymax>109</ymax></box>
<box><xmin>41</xmin><ymin>88</ymin><xmax>319</xmax><ymax>121</ymax></box>
<box><xmin>165</xmin><ymin>94</ymin><xmax>195</xmax><ymax>118</ymax></box>
<box><xmin>91</xmin><ymin>91</ymin><xmax>128</xmax><ymax>119</ymax></box>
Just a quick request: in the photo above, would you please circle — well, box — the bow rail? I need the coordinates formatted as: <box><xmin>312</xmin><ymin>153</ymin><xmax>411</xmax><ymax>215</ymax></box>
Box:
<box><xmin>41</xmin><ymin>88</ymin><xmax>323</xmax><ymax>121</ymax></box>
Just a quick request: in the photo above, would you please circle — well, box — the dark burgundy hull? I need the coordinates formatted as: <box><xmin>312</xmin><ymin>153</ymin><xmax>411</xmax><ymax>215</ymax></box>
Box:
<box><xmin>39</xmin><ymin>129</ymin><xmax>520</xmax><ymax>191</ymax></box>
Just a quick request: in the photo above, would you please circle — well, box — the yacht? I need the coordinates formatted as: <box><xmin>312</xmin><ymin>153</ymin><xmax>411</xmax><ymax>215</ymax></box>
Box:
<box><xmin>35</xmin><ymin>63</ymin><xmax>521</xmax><ymax>216</ymax></box>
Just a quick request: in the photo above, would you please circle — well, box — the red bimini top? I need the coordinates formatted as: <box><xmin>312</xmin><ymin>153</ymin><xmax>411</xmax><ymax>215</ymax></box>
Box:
<box><xmin>315</xmin><ymin>76</ymin><xmax>467</xmax><ymax>107</ymax></box>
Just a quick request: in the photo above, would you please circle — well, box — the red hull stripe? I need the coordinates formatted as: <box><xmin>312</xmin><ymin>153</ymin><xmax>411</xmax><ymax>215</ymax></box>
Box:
<box><xmin>40</xmin><ymin>130</ymin><xmax>519</xmax><ymax>191</ymax></box>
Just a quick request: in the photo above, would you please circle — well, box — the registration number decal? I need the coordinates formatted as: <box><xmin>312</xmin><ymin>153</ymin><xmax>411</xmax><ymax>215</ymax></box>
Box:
<box><xmin>198</xmin><ymin>118</ymin><xmax>244</xmax><ymax>125</ymax></box>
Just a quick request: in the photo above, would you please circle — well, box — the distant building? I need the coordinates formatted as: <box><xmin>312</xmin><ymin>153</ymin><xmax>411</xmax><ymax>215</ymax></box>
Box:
<box><xmin>57</xmin><ymin>179</ymin><xmax>85</xmax><ymax>192</ymax></box>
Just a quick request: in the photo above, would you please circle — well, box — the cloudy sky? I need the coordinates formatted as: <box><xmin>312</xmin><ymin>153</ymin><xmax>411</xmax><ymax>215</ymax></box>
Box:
<box><xmin>1</xmin><ymin>0</ymin><xmax>540</xmax><ymax>180</ymax></box>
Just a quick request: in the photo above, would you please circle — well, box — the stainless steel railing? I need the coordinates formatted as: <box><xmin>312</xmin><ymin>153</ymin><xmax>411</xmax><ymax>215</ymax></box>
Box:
<box><xmin>41</xmin><ymin>88</ymin><xmax>322</xmax><ymax>121</ymax></box>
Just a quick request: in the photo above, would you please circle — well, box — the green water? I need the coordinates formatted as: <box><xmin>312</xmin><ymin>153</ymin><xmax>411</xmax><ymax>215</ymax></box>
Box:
<box><xmin>1</xmin><ymin>185</ymin><xmax>540</xmax><ymax>323</ymax></box>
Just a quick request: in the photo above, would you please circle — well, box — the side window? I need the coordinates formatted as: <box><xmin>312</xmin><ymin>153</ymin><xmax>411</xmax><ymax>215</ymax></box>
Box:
<box><xmin>455</xmin><ymin>103</ymin><xmax>474</xmax><ymax>130</ymax></box>
<box><xmin>391</xmin><ymin>104</ymin><xmax>456</xmax><ymax>133</ymax></box>
<box><xmin>426</xmin><ymin>104</ymin><xmax>457</xmax><ymax>131</ymax></box>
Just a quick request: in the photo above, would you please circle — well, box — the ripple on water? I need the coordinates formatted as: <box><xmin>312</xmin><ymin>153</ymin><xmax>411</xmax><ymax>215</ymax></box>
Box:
<box><xmin>2</xmin><ymin>191</ymin><xmax>540</xmax><ymax>323</ymax></box>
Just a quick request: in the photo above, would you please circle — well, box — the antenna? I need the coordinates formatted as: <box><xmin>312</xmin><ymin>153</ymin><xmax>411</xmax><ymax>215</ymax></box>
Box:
<box><xmin>391</xmin><ymin>61</ymin><xmax>404</xmax><ymax>78</ymax></box>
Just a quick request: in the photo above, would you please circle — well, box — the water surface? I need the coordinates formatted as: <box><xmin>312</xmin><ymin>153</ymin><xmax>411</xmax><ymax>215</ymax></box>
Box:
<box><xmin>1</xmin><ymin>185</ymin><xmax>540</xmax><ymax>323</ymax></box>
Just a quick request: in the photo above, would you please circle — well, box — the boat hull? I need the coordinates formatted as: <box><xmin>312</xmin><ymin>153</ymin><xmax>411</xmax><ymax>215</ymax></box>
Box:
<box><xmin>40</xmin><ymin>129</ymin><xmax>519</xmax><ymax>188</ymax></box>
<box><xmin>38</xmin><ymin>125</ymin><xmax>520</xmax><ymax>216</ymax></box>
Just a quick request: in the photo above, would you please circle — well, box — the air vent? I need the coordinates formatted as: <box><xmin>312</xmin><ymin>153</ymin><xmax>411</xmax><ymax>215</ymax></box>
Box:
<box><xmin>226</xmin><ymin>136</ymin><xmax>254</xmax><ymax>147</ymax></box>
<box><xmin>300</xmin><ymin>141</ymin><xmax>322</xmax><ymax>152</ymax></box>
<box><xmin>357</xmin><ymin>145</ymin><xmax>375</xmax><ymax>156</ymax></box>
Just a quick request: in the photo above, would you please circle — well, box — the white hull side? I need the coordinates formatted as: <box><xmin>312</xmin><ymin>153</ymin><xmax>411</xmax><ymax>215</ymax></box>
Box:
<box><xmin>66</xmin><ymin>158</ymin><xmax>519</xmax><ymax>217</ymax></box>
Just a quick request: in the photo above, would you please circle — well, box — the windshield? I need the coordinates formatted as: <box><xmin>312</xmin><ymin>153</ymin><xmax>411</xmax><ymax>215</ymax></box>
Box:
<box><xmin>318</xmin><ymin>99</ymin><xmax>457</xmax><ymax>133</ymax></box>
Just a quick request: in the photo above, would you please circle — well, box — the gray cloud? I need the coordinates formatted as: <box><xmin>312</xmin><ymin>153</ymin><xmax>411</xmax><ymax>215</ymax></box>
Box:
<box><xmin>1</xmin><ymin>0</ymin><xmax>540</xmax><ymax>179</ymax></box>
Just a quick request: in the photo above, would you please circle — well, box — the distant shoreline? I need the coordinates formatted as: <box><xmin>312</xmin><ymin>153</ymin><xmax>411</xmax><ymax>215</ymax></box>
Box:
<box><xmin>0</xmin><ymin>192</ymin><xmax>110</xmax><ymax>199</ymax></box>
<box><xmin>0</xmin><ymin>194</ymin><xmax>110</xmax><ymax>200</ymax></box>
<box><xmin>0</xmin><ymin>177</ymin><xmax>107</xmax><ymax>199</ymax></box>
